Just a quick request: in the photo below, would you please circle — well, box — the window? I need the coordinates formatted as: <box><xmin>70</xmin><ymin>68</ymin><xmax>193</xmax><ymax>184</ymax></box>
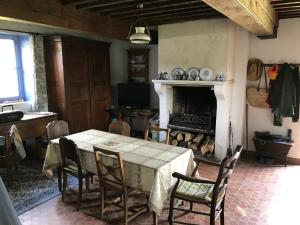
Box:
<box><xmin>0</xmin><ymin>34</ymin><xmax>24</xmax><ymax>102</ymax></box>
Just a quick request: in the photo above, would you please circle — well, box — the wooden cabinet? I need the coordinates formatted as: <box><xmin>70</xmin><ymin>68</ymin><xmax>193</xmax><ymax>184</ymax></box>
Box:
<box><xmin>127</xmin><ymin>48</ymin><xmax>149</xmax><ymax>83</ymax></box>
<box><xmin>44</xmin><ymin>36</ymin><xmax>111</xmax><ymax>133</ymax></box>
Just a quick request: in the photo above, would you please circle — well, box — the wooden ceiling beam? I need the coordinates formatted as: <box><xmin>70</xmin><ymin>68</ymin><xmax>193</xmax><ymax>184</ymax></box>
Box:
<box><xmin>61</xmin><ymin>0</ymin><xmax>97</xmax><ymax>5</ymax></box>
<box><xmin>77</xmin><ymin>0</ymin><xmax>137</xmax><ymax>10</ymax></box>
<box><xmin>125</xmin><ymin>9</ymin><xmax>218</xmax><ymax>21</ymax></box>
<box><xmin>149</xmin><ymin>14</ymin><xmax>223</xmax><ymax>26</ymax></box>
<box><xmin>91</xmin><ymin>0</ymin><xmax>203</xmax><ymax>13</ymax></box>
<box><xmin>203</xmin><ymin>0</ymin><xmax>277</xmax><ymax>36</ymax></box>
<box><xmin>273</xmin><ymin>3</ymin><xmax>300</xmax><ymax>9</ymax></box>
<box><xmin>275</xmin><ymin>7</ymin><xmax>300</xmax><ymax>12</ymax></box>
<box><xmin>146</xmin><ymin>12</ymin><xmax>222</xmax><ymax>23</ymax></box>
<box><xmin>115</xmin><ymin>4</ymin><xmax>210</xmax><ymax>19</ymax></box>
<box><xmin>279</xmin><ymin>14</ymin><xmax>300</xmax><ymax>19</ymax></box>
<box><xmin>0</xmin><ymin>0</ymin><xmax>130</xmax><ymax>40</ymax></box>
<box><xmin>277</xmin><ymin>11</ymin><xmax>300</xmax><ymax>16</ymax></box>
<box><xmin>271</xmin><ymin>0</ymin><xmax>300</xmax><ymax>6</ymax></box>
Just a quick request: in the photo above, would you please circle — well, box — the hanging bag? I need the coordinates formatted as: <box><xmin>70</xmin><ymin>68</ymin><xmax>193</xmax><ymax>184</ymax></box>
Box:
<box><xmin>247</xmin><ymin>66</ymin><xmax>269</xmax><ymax>108</ymax></box>
<box><xmin>247</xmin><ymin>59</ymin><xmax>264</xmax><ymax>81</ymax></box>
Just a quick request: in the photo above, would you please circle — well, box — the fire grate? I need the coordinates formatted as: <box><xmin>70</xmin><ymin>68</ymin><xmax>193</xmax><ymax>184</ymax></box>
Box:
<box><xmin>169</xmin><ymin>113</ymin><xmax>212</xmax><ymax>132</ymax></box>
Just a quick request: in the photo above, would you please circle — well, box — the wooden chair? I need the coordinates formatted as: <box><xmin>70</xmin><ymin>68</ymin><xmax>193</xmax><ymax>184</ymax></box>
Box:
<box><xmin>94</xmin><ymin>146</ymin><xmax>148</xmax><ymax>225</ymax></box>
<box><xmin>108</xmin><ymin>120</ymin><xmax>131</xmax><ymax>136</ymax></box>
<box><xmin>46</xmin><ymin>120</ymin><xmax>69</xmax><ymax>140</ymax></box>
<box><xmin>144</xmin><ymin>124</ymin><xmax>170</xmax><ymax>145</ymax></box>
<box><xmin>46</xmin><ymin>120</ymin><xmax>69</xmax><ymax>191</ymax></box>
<box><xmin>59</xmin><ymin>137</ymin><xmax>94</xmax><ymax>211</ymax></box>
<box><xmin>168</xmin><ymin>145</ymin><xmax>243</xmax><ymax>225</ymax></box>
<box><xmin>0</xmin><ymin>128</ymin><xmax>23</xmax><ymax>186</ymax></box>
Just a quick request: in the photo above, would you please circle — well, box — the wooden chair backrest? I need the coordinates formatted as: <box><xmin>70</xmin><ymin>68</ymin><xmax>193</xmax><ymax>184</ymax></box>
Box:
<box><xmin>59</xmin><ymin>137</ymin><xmax>83</xmax><ymax>175</ymax></box>
<box><xmin>144</xmin><ymin>124</ymin><xmax>170</xmax><ymax>145</ymax></box>
<box><xmin>93</xmin><ymin>146</ymin><xmax>126</xmax><ymax>193</ymax></box>
<box><xmin>212</xmin><ymin>145</ymin><xmax>243</xmax><ymax>205</ymax></box>
<box><xmin>108</xmin><ymin>121</ymin><xmax>131</xmax><ymax>137</ymax></box>
<box><xmin>46</xmin><ymin>120</ymin><xmax>69</xmax><ymax>140</ymax></box>
<box><xmin>0</xmin><ymin>132</ymin><xmax>20</xmax><ymax>166</ymax></box>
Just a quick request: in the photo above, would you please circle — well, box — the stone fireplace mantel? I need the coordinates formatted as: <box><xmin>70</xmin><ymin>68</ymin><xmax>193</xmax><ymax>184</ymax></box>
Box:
<box><xmin>153</xmin><ymin>79</ymin><xmax>233</xmax><ymax>159</ymax></box>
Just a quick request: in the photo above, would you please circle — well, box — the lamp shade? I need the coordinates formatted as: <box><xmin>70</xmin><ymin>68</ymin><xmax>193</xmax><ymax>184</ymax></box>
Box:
<box><xmin>129</xmin><ymin>26</ymin><xmax>151</xmax><ymax>44</ymax></box>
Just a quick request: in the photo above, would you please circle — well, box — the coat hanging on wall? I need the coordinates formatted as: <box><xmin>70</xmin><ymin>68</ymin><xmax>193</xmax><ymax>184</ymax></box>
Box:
<box><xmin>268</xmin><ymin>63</ymin><xmax>300</xmax><ymax>126</ymax></box>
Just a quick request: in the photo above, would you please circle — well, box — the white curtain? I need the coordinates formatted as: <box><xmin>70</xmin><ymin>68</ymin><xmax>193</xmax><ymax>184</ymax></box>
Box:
<box><xmin>32</xmin><ymin>34</ymin><xmax>48</xmax><ymax>111</ymax></box>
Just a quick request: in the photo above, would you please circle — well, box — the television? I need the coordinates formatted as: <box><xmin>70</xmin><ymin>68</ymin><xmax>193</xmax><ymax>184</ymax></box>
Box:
<box><xmin>117</xmin><ymin>83</ymin><xmax>150</xmax><ymax>108</ymax></box>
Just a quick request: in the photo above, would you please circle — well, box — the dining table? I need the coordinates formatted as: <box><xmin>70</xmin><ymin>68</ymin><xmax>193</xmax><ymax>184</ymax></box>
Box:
<box><xmin>43</xmin><ymin>129</ymin><xmax>195</xmax><ymax>224</ymax></box>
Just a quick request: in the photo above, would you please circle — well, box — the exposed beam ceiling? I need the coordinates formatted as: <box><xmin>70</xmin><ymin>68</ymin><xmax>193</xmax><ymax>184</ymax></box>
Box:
<box><xmin>271</xmin><ymin>0</ymin><xmax>300</xmax><ymax>19</ymax></box>
<box><xmin>61</xmin><ymin>0</ymin><xmax>224</xmax><ymax>26</ymax></box>
<box><xmin>60</xmin><ymin>0</ymin><xmax>300</xmax><ymax>37</ymax></box>
<box><xmin>0</xmin><ymin>0</ymin><xmax>130</xmax><ymax>40</ymax></box>
<box><xmin>202</xmin><ymin>0</ymin><xmax>277</xmax><ymax>36</ymax></box>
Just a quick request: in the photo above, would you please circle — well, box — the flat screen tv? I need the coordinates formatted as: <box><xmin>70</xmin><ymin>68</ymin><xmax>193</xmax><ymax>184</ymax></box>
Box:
<box><xmin>117</xmin><ymin>83</ymin><xmax>150</xmax><ymax>108</ymax></box>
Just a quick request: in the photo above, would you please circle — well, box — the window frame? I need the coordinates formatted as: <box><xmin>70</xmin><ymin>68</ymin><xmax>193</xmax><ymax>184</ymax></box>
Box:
<box><xmin>0</xmin><ymin>33</ymin><xmax>25</xmax><ymax>103</ymax></box>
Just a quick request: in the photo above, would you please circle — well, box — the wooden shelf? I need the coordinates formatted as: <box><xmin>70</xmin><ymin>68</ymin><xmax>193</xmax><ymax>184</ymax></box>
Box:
<box><xmin>127</xmin><ymin>48</ymin><xmax>150</xmax><ymax>83</ymax></box>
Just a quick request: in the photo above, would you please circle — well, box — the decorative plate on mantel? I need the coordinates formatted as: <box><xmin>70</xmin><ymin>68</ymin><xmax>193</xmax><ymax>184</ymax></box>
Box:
<box><xmin>186</xmin><ymin>67</ymin><xmax>200</xmax><ymax>80</ymax></box>
<box><xmin>171</xmin><ymin>68</ymin><xmax>185</xmax><ymax>80</ymax></box>
<box><xmin>199</xmin><ymin>66</ymin><xmax>215</xmax><ymax>81</ymax></box>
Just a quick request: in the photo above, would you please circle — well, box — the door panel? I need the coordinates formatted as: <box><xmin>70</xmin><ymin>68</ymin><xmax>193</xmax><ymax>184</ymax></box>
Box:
<box><xmin>63</xmin><ymin>50</ymin><xmax>91</xmax><ymax>133</ymax></box>
<box><xmin>89</xmin><ymin>54</ymin><xmax>111</xmax><ymax>131</ymax></box>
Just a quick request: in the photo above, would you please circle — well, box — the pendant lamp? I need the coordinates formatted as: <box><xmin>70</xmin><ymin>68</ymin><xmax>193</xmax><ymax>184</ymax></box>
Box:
<box><xmin>127</xmin><ymin>3</ymin><xmax>151</xmax><ymax>44</ymax></box>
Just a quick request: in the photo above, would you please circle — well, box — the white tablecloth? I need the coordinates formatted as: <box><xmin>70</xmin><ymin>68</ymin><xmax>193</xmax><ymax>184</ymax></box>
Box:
<box><xmin>43</xmin><ymin>129</ymin><xmax>195</xmax><ymax>215</ymax></box>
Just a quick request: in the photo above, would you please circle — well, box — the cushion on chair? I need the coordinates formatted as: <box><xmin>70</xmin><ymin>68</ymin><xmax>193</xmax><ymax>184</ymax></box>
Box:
<box><xmin>176</xmin><ymin>180</ymin><xmax>214</xmax><ymax>201</ymax></box>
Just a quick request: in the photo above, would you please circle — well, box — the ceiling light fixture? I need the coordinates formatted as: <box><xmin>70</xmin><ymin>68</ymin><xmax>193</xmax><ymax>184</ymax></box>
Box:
<box><xmin>127</xmin><ymin>3</ymin><xmax>151</xmax><ymax>44</ymax></box>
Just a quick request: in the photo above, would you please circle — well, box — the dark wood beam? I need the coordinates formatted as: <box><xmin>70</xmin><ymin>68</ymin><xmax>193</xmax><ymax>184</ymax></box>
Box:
<box><xmin>275</xmin><ymin>7</ymin><xmax>300</xmax><ymax>12</ymax></box>
<box><xmin>149</xmin><ymin>14</ymin><xmax>223</xmax><ymax>26</ymax></box>
<box><xmin>77</xmin><ymin>0</ymin><xmax>137</xmax><ymax>10</ymax></box>
<box><xmin>122</xmin><ymin>8</ymin><xmax>216</xmax><ymax>21</ymax></box>
<box><xmin>90</xmin><ymin>0</ymin><xmax>203</xmax><ymax>13</ymax></box>
<box><xmin>273</xmin><ymin>3</ymin><xmax>300</xmax><ymax>9</ymax></box>
<box><xmin>61</xmin><ymin>0</ymin><xmax>97</xmax><ymax>5</ymax></box>
<box><xmin>110</xmin><ymin>2</ymin><xmax>207</xmax><ymax>18</ymax></box>
<box><xmin>146</xmin><ymin>12</ymin><xmax>222</xmax><ymax>23</ymax></box>
<box><xmin>116</xmin><ymin>4</ymin><xmax>210</xmax><ymax>19</ymax></box>
<box><xmin>277</xmin><ymin>11</ymin><xmax>300</xmax><ymax>16</ymax></box>
<box><xmin>0</xmin><ymin>0</ymin><xmax>130</xmax><ymax>40</ymax></box>
<box><xmin>279</xmin><ymin>14</ymin><xmax>300</xmax><ymax>19</ymax></box>
<box><xmin>271</xmin><ymin>0</ymin><xmax>300</xmax><ymax>6</ymax></box>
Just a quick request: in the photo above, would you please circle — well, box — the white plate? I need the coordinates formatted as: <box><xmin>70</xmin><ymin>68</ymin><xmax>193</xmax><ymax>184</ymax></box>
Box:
<box><xmin>171</xmin><ymin>68</ymin><xmax>185</xmax><ymax>80</ymax></box>
<box><xmin>199</xmin><ymin>66</ymin><xmax>215</xmax><ymax>81</ymax></box>
<box><xmin>186</xmin><ymin>67</ymin><xmax>200</xmax><ymax>80</ymax></box>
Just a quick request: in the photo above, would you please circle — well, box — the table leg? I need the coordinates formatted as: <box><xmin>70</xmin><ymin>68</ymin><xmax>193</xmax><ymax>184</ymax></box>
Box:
<box><xmin>152</xmin><ymin>211</ymin><xmax>158</xmax><ymax>225</ymax></box>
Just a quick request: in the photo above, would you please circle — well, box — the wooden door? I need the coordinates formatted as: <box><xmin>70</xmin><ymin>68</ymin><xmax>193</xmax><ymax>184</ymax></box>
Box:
<box><xmin>63</xmin><ymin>50</ymin><xmax>91</xmax><ymax>133</ymax></box>
<box><xmin>88</xmin><ymin>49</ymin><xmax>111</xmax><ymax>131</ymax></box>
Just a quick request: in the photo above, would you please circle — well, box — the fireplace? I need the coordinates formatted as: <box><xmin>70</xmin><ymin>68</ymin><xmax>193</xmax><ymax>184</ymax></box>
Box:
<box><xmin>153</xmin><ymin>80</ymin><xmax>233</xmax><ymax>160</ymax></box>
<box><xmin>170</xmin><ymin>86</ymin><xmax>216</xmax><ymax>133</ymax></box>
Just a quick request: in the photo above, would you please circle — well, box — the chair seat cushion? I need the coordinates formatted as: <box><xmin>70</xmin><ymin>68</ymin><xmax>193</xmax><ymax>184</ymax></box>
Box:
<box><xmin>176</xmin><ymin>180</ymin><xmax>214</xmax><ymax>201</ymax></box>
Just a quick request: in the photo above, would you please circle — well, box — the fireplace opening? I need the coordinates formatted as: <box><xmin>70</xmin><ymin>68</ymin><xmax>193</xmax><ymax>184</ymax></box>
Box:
<box><xmin>169</xmin><ymin>87</ymin><xmax>217</xmax><ymax>133</ymax></box>
<box><xmin>168</xmin><ymin>86</ymin><xmax>218</xmax><ymax>161</ymax></box>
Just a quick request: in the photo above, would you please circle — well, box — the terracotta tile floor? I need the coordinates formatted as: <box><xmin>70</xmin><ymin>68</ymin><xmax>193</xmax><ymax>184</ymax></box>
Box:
<box><xmin>19</xmin><ymin>159</ymin><xmax>300</xmax><ymax>225</ymax></box>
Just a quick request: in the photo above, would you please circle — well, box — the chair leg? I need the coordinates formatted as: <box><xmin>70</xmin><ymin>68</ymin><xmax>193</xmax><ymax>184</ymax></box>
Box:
<box><xmin>123</xmin><ymin>194</ymin><xmax>128</xmax><ymax>225</ymax></box>
<box><xmin>57</xmin><ymin>167</ymin><xmax>62</xmax><ymax>192</ymax></box>
<box><xmin>85</xmin><ymin>177</ymin><xmax>89</xmax><ymax>190</ymax></box>
<box><xmin>210</xmin><ymin>208</ymin><xmax>216</xmax><ymax>225</ymax></box>
<box><xmin>77</xmin><ymin>178</ymin><xmax>83</xmax><ymax>211</ymax></box>
<box><xmin>168</xmin><ymin>196</ymin><xmax>175</xmax><ymax>225</ymax></box>
<box><xmin>189</xmin><ymin>202</ymin><xmax>193</xmax><ymax>211</ymax></box>
<box><xmin>62</xmin><ymin>171</ymin><xmax>67</xmax><ymax>201</ymax></box>
<box><xmin>100</xmin><ymin>188</ymin><xmax>105</xmax><ymax>219</ymax></box>
<box><xmin>220</xmin><ymin>199</ymin><xmax>225</xmax><ymax>225</ymax></box>
<box><xmin>7</xmin><ymin>166</ymin><xmax>13</xmax><ymax>186</ymax></box>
